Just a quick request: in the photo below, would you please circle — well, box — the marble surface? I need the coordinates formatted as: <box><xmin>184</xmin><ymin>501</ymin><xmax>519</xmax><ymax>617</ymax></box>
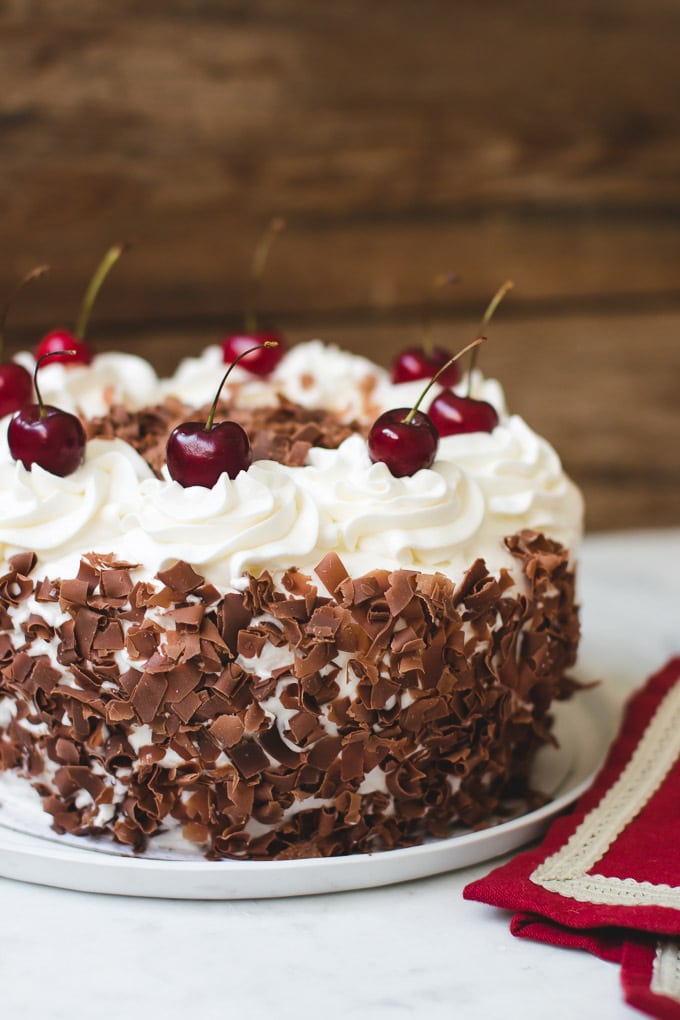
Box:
<box><xmin>3</xmin><ymin>529</ymin><xmax>679</xmax><ymax>1020</ymax></box>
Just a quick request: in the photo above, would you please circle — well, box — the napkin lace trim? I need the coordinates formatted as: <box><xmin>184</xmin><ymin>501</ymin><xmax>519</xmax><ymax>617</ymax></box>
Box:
<box><xmin>651</xmin><ymin>940</ymin><xmax>680</xmax><ymax>1003</ymax></box>
<box><xmin>530</xmin><ymin>678</ymin><xmax>680</xmax><ymax>906</ymax></box>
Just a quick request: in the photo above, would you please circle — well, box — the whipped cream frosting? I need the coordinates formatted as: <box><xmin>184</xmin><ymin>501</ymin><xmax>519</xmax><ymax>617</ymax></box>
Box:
<box><xmin>160</xmin><ymin>339</ymin><xmax>508</xmax><ymax>426</ymax></box>
<box><xmin>126</xmin><ymin>460</ymin><xmax>322</xmax><ymax>585</ymax></box>
<box><xmin>0</xmin><ymin>439</ymin><xmax>154</xmax><ymax>578</ymax></box>
<box><xmin>13</xmin><ymin>350</ymin><xmax>160</xmax><ymax>418</ymax></box>
<box><xmin>0</xmin><ymin>341</ymin><xmax>583</xmax><ymax>588</ymax></box>
<box><xmin>159</xmin><ymin>339</ymin><xmax>388</xmax><ymax>423</ymax></box>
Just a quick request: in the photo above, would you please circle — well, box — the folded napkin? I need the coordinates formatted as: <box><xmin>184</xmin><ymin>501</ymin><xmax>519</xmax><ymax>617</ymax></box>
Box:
<box><xmin>464</xmin><ymin>657</ymin><xmax>680</xmax><ymax>1020</ymax></box>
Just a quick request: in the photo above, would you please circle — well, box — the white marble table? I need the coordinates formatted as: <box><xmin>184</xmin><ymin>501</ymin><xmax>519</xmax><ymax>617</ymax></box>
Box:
<box><xmin>3</xmin><ymin>530</ymin><xmax>679</xmax><ymax>1020</ymax></box>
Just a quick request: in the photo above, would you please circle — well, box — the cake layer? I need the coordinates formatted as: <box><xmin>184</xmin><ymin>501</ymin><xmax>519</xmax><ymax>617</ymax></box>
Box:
<box><xmin>0</xmin><ymin>531</ymin><xmax>578</xmax><ymax>859</ymax></box>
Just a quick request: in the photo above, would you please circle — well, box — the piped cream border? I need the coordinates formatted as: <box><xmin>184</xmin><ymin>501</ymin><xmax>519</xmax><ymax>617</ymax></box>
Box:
<box><xmin>530</xmin><ymin>679</ymin><xmax>680</xmax><ymax>907</ymax></box>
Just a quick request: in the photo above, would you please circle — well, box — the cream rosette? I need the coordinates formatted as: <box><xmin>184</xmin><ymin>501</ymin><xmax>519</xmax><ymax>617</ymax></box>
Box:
<box><xmin>14</xmin><ymin>351</ymin><xmax>160</xmax><ymax>418</ymax></box>
<box><xmin>269</xmin><ymin>340</ymin><xmax>389</xmax><ymax>422</ymax></box>
<box><xmin>297</xmin><ymin>434</ymin><xmax>486</xmax><ymax>578</ymax></box>
<box><xmin>161</xmin><ymin>339</ymin><xmax>390</xmax><ymax>423</ymax></box>
<box><xmin>126</xmin><ymin>460</ymin><xmax>322</xmax><ymax>588</ymax></box>
<box><xmin>158</xmin><ymin>345</ymin><xmax>275</xmax><ymax>409</ymax></box>
<box><xmin>0</xmin><ymin>438</ymin><xmax>154</xmax><ymax>576</ymax></box>
<box><xmin>437</xmin><ymin>414</ymin><xmax>584</xmax><ymax>561</ymax></box>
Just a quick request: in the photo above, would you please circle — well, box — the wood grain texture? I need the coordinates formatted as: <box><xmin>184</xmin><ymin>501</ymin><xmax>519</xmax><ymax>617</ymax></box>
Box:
<box><xmin>0</xmin><ymin>3</ymin><xmax>677</xmax><ymax>531</ymax></box>
<box><xmin>2</xmin><ymin>1</ymin><xmax>680</xmax><ymax>324</ymax></box>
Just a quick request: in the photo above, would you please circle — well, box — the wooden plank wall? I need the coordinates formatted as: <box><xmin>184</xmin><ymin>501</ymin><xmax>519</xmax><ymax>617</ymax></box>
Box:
<box><xmin>0</xmin><ymin>1</ymin><xmax>679</xmax><ymax>531</ymax></box>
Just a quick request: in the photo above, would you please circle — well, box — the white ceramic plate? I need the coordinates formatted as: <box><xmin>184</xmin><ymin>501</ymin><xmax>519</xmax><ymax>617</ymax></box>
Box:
<box><xmin>0</xmin><ymin>680</ymin><xmax>617</xmax><ymax>899</ymax></box>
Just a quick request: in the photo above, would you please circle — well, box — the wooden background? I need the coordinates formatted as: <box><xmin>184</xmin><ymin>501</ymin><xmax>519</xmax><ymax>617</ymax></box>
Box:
<box><xmin>1</xmin><ymin>0</ymin><xmax>679</xmax><ymax>533</ymax></box>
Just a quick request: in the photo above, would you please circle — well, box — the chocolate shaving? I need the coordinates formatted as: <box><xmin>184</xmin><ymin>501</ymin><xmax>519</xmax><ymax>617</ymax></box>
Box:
<box><xmin>229</xmin><ymin>740</ymin><xmax>270</xmax><ymax>779</ymax></box>
<box><xmin>85</xmin><ymin>396</ymin><xmax>358</xmax><ymax>476</ymax></box>
<box><xmin>156</xmin><ymin>561</ymin><xmax>205</xmax><ymax>595</ymax></box>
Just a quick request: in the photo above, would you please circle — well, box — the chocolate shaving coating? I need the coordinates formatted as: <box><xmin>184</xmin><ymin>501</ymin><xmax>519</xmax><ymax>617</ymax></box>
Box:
<box><xmin>0</xmin><ymin>530</ymin><xmax>580</xmax><ymax>860</ymax></box>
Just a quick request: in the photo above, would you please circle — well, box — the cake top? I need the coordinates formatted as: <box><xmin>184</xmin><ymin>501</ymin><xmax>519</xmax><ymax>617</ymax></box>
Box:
<box><xmin>1</xmin><ymin>340</ymin><xmax>583</xmax><ymax>589</ymax></box>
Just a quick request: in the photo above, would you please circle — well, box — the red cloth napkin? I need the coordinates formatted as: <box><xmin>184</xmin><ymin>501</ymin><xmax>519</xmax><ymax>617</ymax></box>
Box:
<box><xmin>464</xmin><ymin>657</ymin><xmax>680</xmax><ymax>1020</ymax></box>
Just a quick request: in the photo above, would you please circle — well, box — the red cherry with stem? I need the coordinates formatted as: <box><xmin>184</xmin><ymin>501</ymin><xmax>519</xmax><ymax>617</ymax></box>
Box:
<box><xmin>35</xmin><ymin>329</ymin><xmax>93</xmax><ymax>367</ymax></box>
<box><xmin>221</xmin><ymin>218</ymin><xmax>287</xmax><ymax>376</ymax></box>
<box><xmin>427</xmin><ymin>391</ymin><xmax>499</xmax><ymax>436</ymax></box>
<box><xmin>391</xmin><ymin>345</ymin><xmax>461</xmax><ymax>387</ymax></box>
<box><xmin>34</xmin><ymin>242</ymin><xmax>129</xmax><ymax>366</ymax></box>
<box><xmin>8</xmin><ymin>350</ymin><xmax>86</xmax><ymax>476</ymax></box>
<box><xmin>167</xmin><ymin>341</ymin><xmax>279</xmax><ymax>488</ymax></box>
<box><xmin>367</xmin><ymin>408</ymin><xmax>439</xmax><ymax>478</ymax></box>
<box><xmin>221</xmin><ymin>329</ymin><xmax>284</xmax><ymax>375</ymax></box>
<box><xmin>369</xmin><ymin>337</ymin><xmax>484</xmax><ymax>477</ymax></box>
<box><xmin>0</xmin><ymin>264</ymin><xmax>49</xmax><ymax>418</ymax></box>
<box><xmin>427</xmin><ymin>281</ymin><xmax>512</xmax><ymax>437</ymax></box>
<box><xmin>391</xmin><ymin>273</ymin><xmax>460</xmax><ymax>386</ymax></box>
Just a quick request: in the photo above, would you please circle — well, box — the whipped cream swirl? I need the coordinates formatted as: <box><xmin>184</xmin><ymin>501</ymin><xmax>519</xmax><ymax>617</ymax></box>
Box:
<box><xmin>299</xmin><ymin>435</ymin><xmax>486</xmax><ymax>576</ymax></box>
<box><xmin>161</xmin><ymin>339</ymin><xmax>389</xmax><ymax>424</ymax></box>
<box><xmin>125</xmin><ymin>460</ymin><xmax>322</xmax><ymax>586</ymax></box>
<box><xmin>14</xmin><ymin>351</ymin><xmax>160</xmax><ymax>418</ymax></box>
<box><xmin>0</xmin><ymin>439</ymin><xmax>154</xmax><ymax>578</ymax></box>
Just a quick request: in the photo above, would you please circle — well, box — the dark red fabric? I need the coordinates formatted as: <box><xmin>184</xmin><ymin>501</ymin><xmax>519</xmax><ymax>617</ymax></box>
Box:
<box><xmin>463</xmin><ymin>658</ymin><xmax>680</xmax><ymax>1020</ymax></box>
<box><xmin>621</xmin><ymin>941</ymin><xmax>680</xmax><ymax>1020</ymax></box>
<box><xmin>510</xmin><ymin>913</ymin><xmax>625</xmax><ymax>963</ymax></box>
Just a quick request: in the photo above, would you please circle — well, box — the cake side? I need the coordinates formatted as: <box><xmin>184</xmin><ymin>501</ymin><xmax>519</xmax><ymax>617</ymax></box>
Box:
<box><xmin>0</xmin><ymin>530</ymin><xmax>578</xmax><ymax>860</ymax></box>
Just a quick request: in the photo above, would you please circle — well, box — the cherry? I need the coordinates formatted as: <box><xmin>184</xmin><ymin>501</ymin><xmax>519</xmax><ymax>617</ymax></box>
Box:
<box><xmin>427</xmin><ymin>391</ymin><xmax>499</xmax><ymax>436</ymax></box>
<box><xmin>34</xmin><ymin>243</ymin><xmax>128</xmax><ymax>366</ymax></box>
<box><xmin>221</xmin><ymin>329</ymin><xmax>284</xmax><ymax>376</ymax></box>
<box><xmin>221</xmin><ymin>218</ymin><xmax>286</xmax><ymax>376</ymax></box>
<box><xmin>0</xmin><ymin>264</ymin><xmax>49</xmax><ymax>418</ymax></box>
<box><xmin>8</xmin><ymin>351</ymin><xmax>86</xmax><ymax>476</ymax></box>
<box><xmin>425</xmin><ymin>281</ymin><xmax>513</xmax><ymax>438</ymax></box>
<box><xmin>34</xmin><ymin>329</ymin><xmax>93</xmax><ymax>367</ymax></box>
<box><xmin>167</xmin><ymin>342</ymin><xmax>278</xmax><ymax>488</ymax></box>
<box><xmin>369</xmin><ymin>337</ymin><xmax>483</xmax><ymax>477</ymax></box>
<box><xmin>368</xmin><ymin>408</ymin><xmax>439</xmax><ymax>477</ymax></box>
<box><xmin>391</xmin><ymin>273</ymin><xmax>460</xmax><ymax>386</ymax></box>
<box><xmin>167</xmin><ymin>421</ymin><xmax>251</xmax><ymax>489</ymax></box>
<box><xmin>391</xmin><ymin>345</ymin><xmax>460</xmax><ymax>387</ymax></box>
<box><xmin>0</xmin><ymin>362</ymin><xmax>33</xmax><ymax>419</ymax></box>
<box><xmin>426</xmin><ymin>280</ymin><xmax>513</xmax><ymax>437</ymax></box>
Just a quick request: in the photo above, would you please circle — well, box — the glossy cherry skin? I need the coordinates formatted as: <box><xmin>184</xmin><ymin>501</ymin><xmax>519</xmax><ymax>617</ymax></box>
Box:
<box><xmin>167</xmin><ymin>420</ymin><xmax>252</xmax><ymax>488</ymax></box>
<box><xmin>368</xmin><ymin>408</ymin><xmax>439</xmax><ymax>477</ymax></box>
<box><xmin>427</xmin><ymin>390</ymin><xmax>499</xmax><ymax>436</ymax></box>
<box><xmin>8</xmin><ymin>404</ymin><xmax>86</xmax><ymax>476</ymax></box>
<box><xmin>0</xmin><ymin>362</ymin><xmax>33</xmax><ymax>418</ymax></box>
<box><xmin>391</xmin><ymin>346</ymin><xmax>460</xmax><ymax>387</ymax></box>
<box><xmin>221</xmin><ymin>330</ymin><xmax>285</xmax><ymax>376</ymax></box>
<box><xmin>34</xmin><ymin>330</ymin><xmax>93</xmax><ymax>366</ymax></box>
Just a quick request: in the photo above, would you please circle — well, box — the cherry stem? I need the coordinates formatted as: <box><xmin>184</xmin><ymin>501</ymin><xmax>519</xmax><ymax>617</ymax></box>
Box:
<box><xmin>75</xmin><ymin>242</ymin><xmax>129</xmax><ymax>341</ymax></box>
<box><xmin>420</xmin><ymin>272</ymin><xmax>458</xmax><ymax>356</ymax></box>
<box><xmin>0</xmin><ymin>264</ymin><xmax>50</xmax><ymax>361</ymax></box>
<box><xmin>404</xmin><ymin>337</ymin><xmax>485</xmax><ymax>424</ymax></box>
<box><xmin>205</xmin><ymin>341</ymin><xmax>279</xmax><ymax>431</ymax></box>
<box><xmin>244</xmin><ymin>218</ymin><xmax>285</xmax><ymax>335</ymax></box>
<box><xmin>34</xmin><ymin>349</ymin><xmax>77</xmax><ymax>419</ymax></box>
<box><xmin>467</xmin><ymin>279</ymin><xmax>514</xmax><ymax>397</ymax></box>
